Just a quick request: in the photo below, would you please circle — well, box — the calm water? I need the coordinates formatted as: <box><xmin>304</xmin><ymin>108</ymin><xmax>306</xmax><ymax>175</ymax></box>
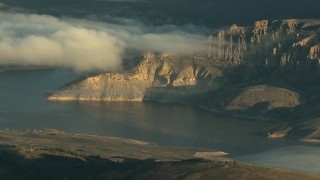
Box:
<box><xmin>0</xmin><ymin>69</ymin><xmax>319</xmax><ymax>174</ymax></box>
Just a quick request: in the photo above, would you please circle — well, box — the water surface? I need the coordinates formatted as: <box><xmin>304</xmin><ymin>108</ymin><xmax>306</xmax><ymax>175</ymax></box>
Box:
<box><xmin>0</xmin><ymin>69</ymin><xmax>319</xmax><ymax>174</ymax></box>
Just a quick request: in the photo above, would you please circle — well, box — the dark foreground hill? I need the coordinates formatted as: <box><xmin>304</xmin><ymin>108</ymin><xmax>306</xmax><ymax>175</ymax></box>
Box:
<box><xmin>0</xmin><ymin>130</ymin><xmax>319</xmax><ymax>180</ymax></box>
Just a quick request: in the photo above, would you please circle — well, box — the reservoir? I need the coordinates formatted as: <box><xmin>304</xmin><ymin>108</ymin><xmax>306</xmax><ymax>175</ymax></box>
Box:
<box><xmin>0</xmin><ymin>68</ymin><xmax>319</xmax><ymax>174</ymax></box>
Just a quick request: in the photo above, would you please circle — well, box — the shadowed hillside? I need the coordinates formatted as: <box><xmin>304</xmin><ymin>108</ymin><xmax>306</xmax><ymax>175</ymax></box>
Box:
<box><xmin>1</xmin><ymin>130</ymin><xmax>319</xmax><ymax>180</ymax></box>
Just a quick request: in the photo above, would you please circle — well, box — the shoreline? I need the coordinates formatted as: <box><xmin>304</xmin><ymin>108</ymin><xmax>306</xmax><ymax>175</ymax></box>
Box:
<box><xmin>0</xmin><ymin>129</ymin><xmax>319</xmax><ymax>179</ymax></box>
<box><xmin>47</xmin><ymin>97</ymin><xmax>320</xmax><ymax>145</ymax></box>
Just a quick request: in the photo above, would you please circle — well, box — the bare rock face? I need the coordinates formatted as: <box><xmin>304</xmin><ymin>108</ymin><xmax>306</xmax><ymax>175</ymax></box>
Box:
<box><xmin>309</xmin><ymin>45</ymin><xmax>320</xmax><ymax>60</ymax></box>
<box><xmin>48</xmin><ymin>53</ymin><xmax>223</xmax><ymax>101</ymax></box>
<box><xmin>49</xmin><ymin>19</ymin><xmax>320</xmax><ymax>106</ymax></box>
<box><xmin>211</xmin><ymin>19</ymin><xmax>320</xmax><ymax>72</ymax></box>
<box><xmin>227</xmin><ymin>86</ymin><xmax>300</xmax><ymax>110</ymax></box>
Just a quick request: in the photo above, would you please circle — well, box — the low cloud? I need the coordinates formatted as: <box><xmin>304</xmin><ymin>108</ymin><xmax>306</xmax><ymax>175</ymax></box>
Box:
<box><xmin>66</xmin><ymin>17</ymin><xmax>209</xmax><ymax>55</ymax></box>
<box><xmin>0</xmin><ymin>12</ymin><xmax>124</xmax><ymax>71</ymax></box>
<box><xmin>0</xmin><ymin>11</ymin><xmax>209</xmax><ymax>71</ymax></box>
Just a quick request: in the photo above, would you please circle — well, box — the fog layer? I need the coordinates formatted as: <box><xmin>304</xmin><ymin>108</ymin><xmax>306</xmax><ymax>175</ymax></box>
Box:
<box><xmin>0</xmin><ymin>12</ymin><xmax>124</xmax><ymax>71</ymax></box>
<box><xmin>0</xmin><ymin>10</ymin><xmax>208</xmax><ymax>71</ymax></box>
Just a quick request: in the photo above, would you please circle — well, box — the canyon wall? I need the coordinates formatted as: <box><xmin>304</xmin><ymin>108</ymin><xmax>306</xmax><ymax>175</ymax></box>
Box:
<box><xmin>48</xmin><ymin>19</ymin><xmax>320</xmax><ymax>104</ymax></box>
<box><xmin>209</xmin><ymin>19</ymin><xmax>320</xmax><ymax>72</ymax></box>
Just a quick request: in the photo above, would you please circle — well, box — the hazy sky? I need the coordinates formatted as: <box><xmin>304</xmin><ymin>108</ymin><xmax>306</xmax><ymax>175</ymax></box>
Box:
<box><xmin>2</xmin><ymin>0</ymin><xmax>319</xmax><ymax>27</ymax></box>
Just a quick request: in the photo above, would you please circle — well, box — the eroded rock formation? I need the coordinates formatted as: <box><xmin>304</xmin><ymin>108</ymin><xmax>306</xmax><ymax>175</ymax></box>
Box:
<box><xmin>211</xmin><ymin>19</ymin><xmax>320</xmax><ymax>72</ymax></box>
<box><xmin>227</xmin><ymin>86</ymin><xmax>300</xmax><ymax>111</ymax></box>
<box><xmin>48</xmin><ymin>53</ymin><xmax>222</xmax><ymax>101</ymax></box>
<box><xmin>48</xmin><ymin>19</ymin><xmax>320</xmax><ymax>110</ymax></box>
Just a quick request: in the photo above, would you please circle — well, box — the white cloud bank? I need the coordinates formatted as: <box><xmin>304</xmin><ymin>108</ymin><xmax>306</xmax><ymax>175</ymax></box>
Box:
<box><xmin>0</xmin><ymin>12</ymin><xmax>124</xmax><ymax>71</ymax></box>
<box><xmin>65</xmin><ymin>18</ymin><xmax>209</xmax><ymax>55</ymax></box>
<box><xmin>0</xmin><ymin>11</ymin><xmax>208</xmax><ymax>71</ymax></box>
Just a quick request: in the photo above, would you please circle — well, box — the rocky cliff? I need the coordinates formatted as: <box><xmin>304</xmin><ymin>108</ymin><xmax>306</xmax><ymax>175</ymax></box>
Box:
<box><xmin>210</xmin><ymin>19</ymin><xmax>320</xmax><ymax>72</ymax></box>
<box><xmin>48</xmin><ymin>53</ymin><xmax>223</xmax><ymax>101</ymax></box>
<box><xmin>48</xmin><ymin>19</ymin><xmax>320</xmax><ymax>103</ymax></box>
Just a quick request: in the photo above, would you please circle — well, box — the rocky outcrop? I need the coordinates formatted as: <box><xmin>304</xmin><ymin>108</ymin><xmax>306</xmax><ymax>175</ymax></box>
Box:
<box><xmin>211</xmin><ymin>24</ymin><xmax>247</xmax><ymax>65</ymax></box>
<box><xmin>210</xmin><ymin>19</ymin><xmax>320</xmax><ymax>72</ymax></box>
<box><xmin>267</xmin><ymin>117</ymin><xmax>320</xmax><ymax>143</ymax></box>
<box><xmin>48</xmin><ymin>53</ymin><xmax>223</xmax><ymax>101</ymax></box>
<box><xmin>227</xmin><ymin>86</ymin><xmax>300</xmax><ymax>111</ymax></box>
<box><xmin>48</xmin><ymin>19</ymin><xmax>320</xmax><ymax>108</ymax></box>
